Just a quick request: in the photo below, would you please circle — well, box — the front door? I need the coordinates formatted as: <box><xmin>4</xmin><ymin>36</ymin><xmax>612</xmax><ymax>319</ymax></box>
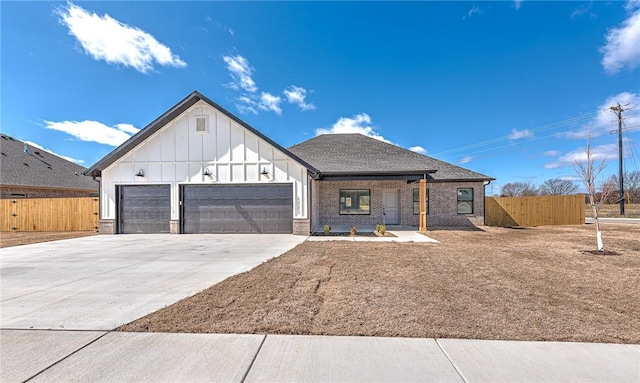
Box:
<box><xmin>383</xmin><ymin>190</ymin><xmax>399</xmax><ymax>225</ymax></box>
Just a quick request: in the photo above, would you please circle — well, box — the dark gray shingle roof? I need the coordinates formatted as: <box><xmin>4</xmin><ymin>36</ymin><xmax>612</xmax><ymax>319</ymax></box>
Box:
<box><xmin>0</xmin><ymin>134</ymin><xmax>98</xmax><ymax>191</ymax></box>
<box><xmin>288</xmin><ymin>134</ymin><xmax>493</xmax><ymax>181</ymax></box>
<box><xmin>85</xmin><ymin>91</ymin><xmax>317</xmax><ymax>177</ymax></box>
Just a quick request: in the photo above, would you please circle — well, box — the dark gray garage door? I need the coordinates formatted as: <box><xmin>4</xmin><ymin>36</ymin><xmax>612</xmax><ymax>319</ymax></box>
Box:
<box><xmin>119</xmin><ymin>185</ymin><xmax>171</xmax><ymax>234</ymax></box>
<box><xmin>181</xmin><ymin>184</ymin><xmax>293</xmax><ymax>234</ymax></box>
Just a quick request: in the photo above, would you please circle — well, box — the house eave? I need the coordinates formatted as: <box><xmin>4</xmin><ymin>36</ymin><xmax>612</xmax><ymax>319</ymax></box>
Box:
<box><xmin>426</xmin><ymin>177</ymin><xmax>496</xmax><ymax>183</ymax></box>
<box><xmin>319</xmin><ymin>170</ymin><xmax>437</xmax><ymax>177</ymax></box>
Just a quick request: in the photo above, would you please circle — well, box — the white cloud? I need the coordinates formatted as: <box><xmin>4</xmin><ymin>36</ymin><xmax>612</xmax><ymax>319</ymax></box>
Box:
<box><xmin>115</xmin><ymin>123</ymin><xmax>139</xmax><ymax>135</ymax></box>
<box><xmin>24</xmin><ymin>141</ymin><xmax>84</xmax><ymax>164</ymax></box>
<box><xmin>409</xmin><ymin>146</ymin><xmax>427</xmax><ymax>155</ymax></box>
<box><xmin>508</xmin><ymin>128</ymin><xmax>534</xmax><ymax>140</ymax></box>
<box><xmin>514</xmin><ymin>0</ymin><xmax>523</xmax><ymax>10</ymax></box>
<box><xmin>559</xmin><ymin>176</ymin><xmax>582</xmax><ymax>182</ymax></box>
<box><xmin>223</xmin><ymin>54</ymin><xmax>257</xmax><ymax>93</ymax></box>
<box><xmin>258</xmin><ymin>92</ymin><xmax>282</xmax><ymax>115</ymax></box>
<box><xmin>544</xmin><ymin>144</ymin><xmax>618</xmax><ymax>169</ymax></box>
<box><xmin>316</xmin><ymin>114</ymin><xmax>391</xmax><ymax>143</ymax></box>
<box><xmin>284</xmin><ymin>86</ymin><xmax>316</xmax><ymax>111</ymax></box>
<box><xmin>600</xmin><ymin>4</ymin><xmax>640</xmax><ymax>73</ymax></box>
<box><xmin>316</xmin><ymin>114</ymin><xmax>430</xmax><ymax>154</ymax></box>
<box><xmin>570</xmin><ymin>3</ymin><xmax>594</xmax><ymax>19</ymax></box>
<box><xmin>627</xmin><ymin>0</ymin><xmax>640</xmax><ymax>12</ymax></box>
<box><xmin>57</xmin><ymin>2</ymin><xmax>186</xmax><ymax>74</ymax></box>
<box><xmin>459</xmin><ymin>156</ymin><xmax>473</xmax><ymax>164</ymax></box>
<box><xmin>463</xmin><ymin>5</ymin><xmax>482</xmax><ymax>19</ymax></box>
<box><xmin>43</xmin><ymin>120</ymin><xmax>139</xmax><ymax>147</ymax></box>
<box><xmin>235</xmin><ymin>96</ymin><xmax>258</xmax><ymax>115</ymax></box>
<box><xmin>543</xmin><ymin>150</ymin><xmax>561</xmax><ymax>157</ymax></box>
<box><xmin>223</xmin><ymin>54</ymin><xmax>315</xmax><ymax>116</ymax></box>
<box><xmin>566</xmin><ymin>91</ymin><xmax>640</xmax><ymax>139</ymax></box>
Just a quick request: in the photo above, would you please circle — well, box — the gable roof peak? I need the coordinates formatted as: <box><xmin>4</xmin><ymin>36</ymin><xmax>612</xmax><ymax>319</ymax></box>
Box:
<box><xmin>84</xmin><ymin>91</ymin><xmax>318</xmax><ymax>177</ymax></box>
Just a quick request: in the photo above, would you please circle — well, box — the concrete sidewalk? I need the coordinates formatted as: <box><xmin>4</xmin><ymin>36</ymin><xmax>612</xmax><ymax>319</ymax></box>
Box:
<box><xmin>2</xmin><ymin>330</ymin><xmax>638</xmax><ymax>382</ymax></box>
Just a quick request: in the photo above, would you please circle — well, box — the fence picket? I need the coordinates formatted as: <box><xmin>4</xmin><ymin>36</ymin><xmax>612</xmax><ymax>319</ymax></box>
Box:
<box><xmin>0</xmin><ymin>197</ymin><xmax>99</xmax><ymax>232</ymax></box>
<box><xmin>485</xmin><ymin>195</ymin><xmax>585</xmax><ymax>227</ymax></box>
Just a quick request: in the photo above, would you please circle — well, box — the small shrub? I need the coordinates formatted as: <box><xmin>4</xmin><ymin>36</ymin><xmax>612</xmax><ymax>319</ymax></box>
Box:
<box><xmin>379</xmin><ymin>225</ymin><xmax>386</xmax><ymax>234</ymax></box>
<box><xmin>350</xmin><ymin>225</ymin><xmax>357</xmax><ymax>236</ymax></box>
<box><xmin>323</xmin><ymin>224</ymin><xmax>331</xmax><ymax>234</ymax></box>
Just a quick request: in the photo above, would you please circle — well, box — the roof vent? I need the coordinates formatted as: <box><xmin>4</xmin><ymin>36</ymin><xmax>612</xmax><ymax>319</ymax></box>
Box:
<box><xmin>1</xmin><ymin>135</ymin><xmax>8</xmax><ymax>140</ymax></box>
<box><xmin>24</xmin><ymin>143</ymin><xmax>29</xmax><ymax>154</ymax></box>
<box><xmin>195</xmin><ymin>116</ymin><xmax>208</xmax><ymax>133</ymax></box>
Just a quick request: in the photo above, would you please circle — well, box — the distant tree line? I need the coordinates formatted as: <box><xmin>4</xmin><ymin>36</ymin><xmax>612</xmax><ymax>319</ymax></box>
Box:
<box><xmin>499</xmin><ymin>171</ymin><xmax>640</xmax><ymax>203</ymax></box>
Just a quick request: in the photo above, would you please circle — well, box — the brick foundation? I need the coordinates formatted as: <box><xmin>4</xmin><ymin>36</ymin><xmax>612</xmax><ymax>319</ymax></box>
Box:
<box><xmin>293</xmin><ymin>219</ymin><xmax>311</xmax><ymax>235</ymax></box>
<box><xmin>98</xmin><ymin>219</ymin><xmax>115</xmax><ymax>234</ymax></box>
<box><xmin>170</xmin><ymin>220</ymin><xmax>180</xmax><ymax>234</ymax></box>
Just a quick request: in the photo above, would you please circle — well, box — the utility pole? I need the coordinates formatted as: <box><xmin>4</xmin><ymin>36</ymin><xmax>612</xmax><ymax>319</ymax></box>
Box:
<box><xmin>609</xmin><ymin>103</ymin><xmax>625</xmax><ymax>215</ymax></box>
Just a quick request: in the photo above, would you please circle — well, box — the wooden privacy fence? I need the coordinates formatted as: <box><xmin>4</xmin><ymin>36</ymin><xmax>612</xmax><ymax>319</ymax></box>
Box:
<box><xmin>485</xmin><ymin>195</ymin><xmax>585</xmax><ymax>227</ymax></box>
<box><xmin>1</xmin><ymin>197</ymin><xmax>99</xmax><ymax>232</ymax></box>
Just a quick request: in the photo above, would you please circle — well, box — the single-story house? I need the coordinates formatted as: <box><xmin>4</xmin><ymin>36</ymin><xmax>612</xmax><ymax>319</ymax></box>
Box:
<box><xmin>85</xmin><ymin>91</ymin><xmax>493</xmax><ymax>235</ymax></box>
<box><xmin>1</xmin><ymin>134</ymin><xmax>98</xmax><ymax>199</ymax></box>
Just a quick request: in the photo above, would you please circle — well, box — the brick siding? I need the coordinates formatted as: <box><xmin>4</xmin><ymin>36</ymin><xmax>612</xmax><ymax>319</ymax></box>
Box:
<box><xmin>312</xmin><ymin>179</ymin><xmax>485</xmax><ymax>231</ymax></box>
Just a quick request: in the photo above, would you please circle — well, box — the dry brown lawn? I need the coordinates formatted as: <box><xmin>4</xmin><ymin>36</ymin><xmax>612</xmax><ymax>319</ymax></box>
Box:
<box><xmin>119</xmin><ymin>223</ymin><xmax>640</xmax><ymax>343</ymax></box>
<box><xmin>590</xmin><ymin>203</ymin><xmax>640</xmax><ymax>218</ymax></box>
<box><xmin>0</xmin><ymin>231</ymin><xmax>97</xmax><ymax>248</ymax></box>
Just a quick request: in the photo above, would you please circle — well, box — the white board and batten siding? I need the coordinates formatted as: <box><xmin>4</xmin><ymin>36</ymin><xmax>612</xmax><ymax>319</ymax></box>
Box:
<box><xmin>101</xmin><ymin>101</ymin><xmax>308</xmax><ymax>221</ymax></box>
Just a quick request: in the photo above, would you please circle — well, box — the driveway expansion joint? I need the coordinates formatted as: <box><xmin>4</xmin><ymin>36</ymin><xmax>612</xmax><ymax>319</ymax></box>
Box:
<box><xmin>435</xmin><ymin>338</ymin><xmax>469</xmax><ymax>383</ymax></box>
<box><xmin>21</xmin><ymin>331</ymin><xmax>111</xmax><ymax>383</ymax></box>
<box><xmin>240</xmin><ymin>334</ymin><xmax>267</xmax><ymax>383</ymax></box>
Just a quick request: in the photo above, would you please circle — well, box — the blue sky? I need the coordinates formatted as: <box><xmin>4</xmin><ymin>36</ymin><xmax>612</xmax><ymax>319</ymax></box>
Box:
<box><xmin>2</xmin><ymin>1</ymin><xmax>639</xmax><ymax>194</ymax></box>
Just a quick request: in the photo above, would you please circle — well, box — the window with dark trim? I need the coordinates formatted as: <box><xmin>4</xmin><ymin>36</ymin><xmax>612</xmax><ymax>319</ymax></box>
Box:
<box><xmin>413</xmin><ymin>188</ymin><xmax>429</xmax><ymax>214</ymax></box>
<box><xmin>457</xmin><ymin>188</ymin><xmax>474</xmax><ymax>214</ymax></box>
<box><xmin>339</xmin><ymin>189</ymin><xmax>370</xmax><ymax>215</ymax></box>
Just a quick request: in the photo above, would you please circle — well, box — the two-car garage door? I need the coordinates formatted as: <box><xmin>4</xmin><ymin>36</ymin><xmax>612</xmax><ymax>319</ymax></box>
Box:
<box><xmin>181</xmin><ymin>184</ymin><xmax>292</xmax><ymax>234</ymax></box>
<box><xmin>118</xmin><ymin>184</ymin><xmax>293</xmax><ymax>234</ymax></box>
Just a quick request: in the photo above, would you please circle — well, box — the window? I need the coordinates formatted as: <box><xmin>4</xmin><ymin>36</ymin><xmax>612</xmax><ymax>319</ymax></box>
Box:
<box><xmin>339</xmin><ymin>190</ymin><xmax>370</xmax><ymax>215</ymax></box>
<box><xmin>413</xmin><ymin>188</ymin><xmax>429</xmax><ymax>214</ymax></box>
<box><xmin>457</xmin><ymin>188</ymin><xmax>474</xmax><ymax>214</ymax></box>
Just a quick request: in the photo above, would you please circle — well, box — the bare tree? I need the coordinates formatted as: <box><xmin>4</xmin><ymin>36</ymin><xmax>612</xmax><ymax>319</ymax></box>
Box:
<box><xmin>627</xmin><ymin>171</ymin><xmax>640</xmax><ymax>203</ymax></box>
<box><xmin>500</xmin><ymin>181</ymin><xmax>538</xmax><ymax>197</ymax></box>
<box><xmin>539</xmin><ymin>178</ymin><xmax>579</xmax><ymax>195</ymax></box>
<box><xmin>574</xmin><ymin>138</ymin><xmax>616</xmax><ymax>252</ymax></box>
<box><xmin>607</xmin><ymin>171</ymin><xmax>640</xmax><ymax>204</ymax></box>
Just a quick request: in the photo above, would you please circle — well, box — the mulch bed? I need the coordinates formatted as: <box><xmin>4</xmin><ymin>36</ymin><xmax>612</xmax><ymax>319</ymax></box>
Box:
<box><xmin>311</xmin><ymin>231</ymin><xmax>397</xmax><ymax>237</ymax></box>
<box><xmin>118</xmin><ymin>223</ymin><xmax>640</xmax><ymax>343</ymax></box>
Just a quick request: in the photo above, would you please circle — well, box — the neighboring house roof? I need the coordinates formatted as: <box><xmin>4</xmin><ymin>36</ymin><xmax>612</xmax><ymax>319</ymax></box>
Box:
<box><xmin>85</xmin><ymin>91</ymin><xmax>318</xmax><ymax>177</ymax></box>
<box><xmin>288</xmin><ymin>134</ymin><xmax>494</xmax><ymax>181</ymax></box>
<box><xmin>0</xmin><ymin>134</ymin><xmax>97</xmax><ymax>191</ymax></box>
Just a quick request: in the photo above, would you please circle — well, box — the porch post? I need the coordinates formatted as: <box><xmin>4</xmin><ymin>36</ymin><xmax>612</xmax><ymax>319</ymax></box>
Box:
<box><xmin>419</xmin><ymin>179</ymin><xmax>427</xmax><ymax>232</ymax></box>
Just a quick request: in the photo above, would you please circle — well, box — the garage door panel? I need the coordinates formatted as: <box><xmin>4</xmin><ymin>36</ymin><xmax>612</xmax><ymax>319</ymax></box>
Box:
<box><xmin>119</xmin><ymin>185</ymin><xmax>171</xmax><ymax>234</ymax></box>
<box><xmin>182</xmin><ymin>184</ymin><xmax>293</xmax><ymax>234</ymax></box>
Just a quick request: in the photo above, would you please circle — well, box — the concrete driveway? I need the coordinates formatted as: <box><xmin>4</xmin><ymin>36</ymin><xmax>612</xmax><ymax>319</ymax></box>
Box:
<box><xmin>0</xmin><ymin>234</ymin><xmax>305</xmax><ymax>330</ymax></box>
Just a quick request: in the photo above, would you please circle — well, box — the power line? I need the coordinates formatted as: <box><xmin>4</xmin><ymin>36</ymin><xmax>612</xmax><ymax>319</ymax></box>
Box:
<box><xmin>431</xmin><ymin>112</ymin><xmax>599</xmax><ymax>157</ymax></box>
